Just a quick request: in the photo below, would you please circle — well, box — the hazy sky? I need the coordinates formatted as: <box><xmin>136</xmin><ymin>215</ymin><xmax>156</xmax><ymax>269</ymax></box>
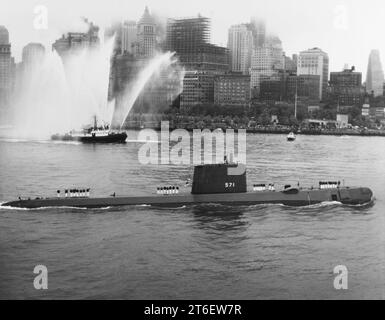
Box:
<box><xmin>1</xmin><ymin>0</ymin><xmax>385</xmax><ymax>79</ymax></box>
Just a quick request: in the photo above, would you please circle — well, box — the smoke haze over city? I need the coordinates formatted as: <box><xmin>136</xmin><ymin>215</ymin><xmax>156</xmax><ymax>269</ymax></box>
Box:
<box><xmin>1</xmin><ymin>0</ymin><xmax>385</xmax><ymax>78</ymax></box>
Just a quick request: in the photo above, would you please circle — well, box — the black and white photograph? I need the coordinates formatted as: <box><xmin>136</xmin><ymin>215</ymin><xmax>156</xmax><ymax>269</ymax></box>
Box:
<box><xmin>0</xmin><ymin>0</ymin><xmax>384</xmax><ymax>305</ymax></box>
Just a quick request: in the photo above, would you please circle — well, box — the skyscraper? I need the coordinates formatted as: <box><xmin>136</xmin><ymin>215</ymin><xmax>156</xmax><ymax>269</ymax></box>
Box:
<box><xmin>22</xmin><ymin>43</ymin><xmax>45</xmax><ymax>70</ymax></box>
<box><xmin>227</xmin><ymin>24</ymin><xmax>253</xmax><ymax>74</ymax></box>
<box><xmin>366</xmin><ymin>49</ymin><xmax>384</xmax><ymax>97</ymax></box>
<box><xmin>136</xmin><ymin>6</ymin><xmax>157</xmax><ymax>57</ymax></box>
<box><xmin>297</xmin><ymin>47</ymin><xmax>329</xmax><ymax>101</ymax></box>
<box><xmin>249</xmin><ymin>18</ymin><xmax>266</xmax><ymax>48</ymax></box>
<box><xmin>0</xmin><ymin>26</ymin><xmax>15</xmax><ymax>110</ymax></box>
<box><xmin>250</xmin><ymin>38</ymin><xmax>284</xmax><ymax>95</ymax></box>
<box><xmin>121</xmin><ymin>21</ymin><xmax>137</xmax><ymax>55</ymax></box>
<box><xmin>52</xmin><ymin>18</ymin><xmax>99</xmax><ymax>58</ymax></box>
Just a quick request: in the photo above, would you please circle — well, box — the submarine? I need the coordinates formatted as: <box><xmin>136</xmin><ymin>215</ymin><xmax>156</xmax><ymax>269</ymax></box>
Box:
<box><xmin>1</xmin><ymin>159</ymin><xmax>373</xmax><ymax>209</ymax></box>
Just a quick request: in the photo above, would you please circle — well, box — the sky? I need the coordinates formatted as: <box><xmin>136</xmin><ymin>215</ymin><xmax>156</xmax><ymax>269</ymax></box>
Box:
<box><xmin>1</xmin><ymin>0</ymin><xmax>385</xmax><ymax>79</ymax></box>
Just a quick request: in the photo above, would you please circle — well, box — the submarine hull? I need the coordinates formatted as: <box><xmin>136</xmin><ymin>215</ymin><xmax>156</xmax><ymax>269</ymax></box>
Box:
<box><xmin>2</xmin><ymin>187</ymin><xmax>373</xmax><ymax>209</ymax></box>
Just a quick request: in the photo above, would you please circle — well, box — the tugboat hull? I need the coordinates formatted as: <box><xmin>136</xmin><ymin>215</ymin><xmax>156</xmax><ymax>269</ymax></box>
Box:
<box><xmin>51</xmin><ymin>132</ymin><xmax>127</xmax><ymax>143</ymax></box>
<box><xmin>79</xmin><ymin>132</ymin><xmax>127</xmax><ymax>143</ymax></box>
<box><xmin>2</xmin><ymin>187</ymin><xmax>373</xmax><ymax>209</ymax></box>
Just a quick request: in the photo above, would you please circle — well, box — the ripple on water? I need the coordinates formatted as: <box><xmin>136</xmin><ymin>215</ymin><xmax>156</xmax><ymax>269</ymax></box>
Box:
<box><xmin>0</xmin><ymin>134</ymin><xmax>384</xmax><ymax>299</ymax></box>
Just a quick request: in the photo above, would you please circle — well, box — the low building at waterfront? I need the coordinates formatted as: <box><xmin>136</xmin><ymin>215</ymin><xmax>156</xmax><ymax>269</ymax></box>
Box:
<box><xmin>286</xmin><ymin>74</ymin><xmax>321</xmax><ymax>102</ymax></box>
<box><xmin>375</xmin><ymin>107</ymin><xmax>385</xmax><ymax>119</ymax></box>
<box><xmin>362</xmin><ymin>103</ymin><xmax>370</xmax><ymax>116</ymax></box>
<box><xmin>336</xmin><ymin>114</ymin><xmax>349</xmax><ymax>128</ymax></box>
<box><xmin>259</xmin><ymin>76</ymin><xmax>284</xmax><ymax>102</ymax></box>
<box><xmin>258</xmin><ymin>71</ymin><xmax>320</xmax><ymax>103</ymax></box>
<box><xmin>214</xmin><ymin>73</ymin><xmax>250</xmax><ymax>107</ymax></box>
<box><xmin>329</xmin><ymin>67</ymin><xmax>364</xmax><ymax>106</ymax></box>
<box><xmin>180</xmin><ymin>70</ymin><xmax>216</xmax><ymax>111</ymax></box>
<box><xmin>304</xmin><ymin>118</ymin><xmax>338</xmax><ymax>129</ymax></box>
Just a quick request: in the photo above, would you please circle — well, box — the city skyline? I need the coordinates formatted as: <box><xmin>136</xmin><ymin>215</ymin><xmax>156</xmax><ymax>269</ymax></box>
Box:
<box><xmin>1</xmin><ymin>0</ymin><xmax>385</xmax><ymax>79</ymax></box>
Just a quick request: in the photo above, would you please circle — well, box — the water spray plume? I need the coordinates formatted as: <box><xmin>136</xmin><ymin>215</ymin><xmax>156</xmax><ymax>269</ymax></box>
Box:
<box><xmin>10</xmin><ymin>37</ymin><xmax>115</xmax><ymax>140</ymax></box>
<box><xmin>117</xmin><ymin>51</ymin><xmax>183</xmax><ymax>129</ymax></box>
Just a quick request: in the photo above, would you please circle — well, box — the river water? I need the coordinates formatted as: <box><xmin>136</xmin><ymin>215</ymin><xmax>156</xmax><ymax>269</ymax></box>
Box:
<box><xmin>0</xmin><ymin>132</ymin><xmax>384</xmax><ymax>299</ymax></box>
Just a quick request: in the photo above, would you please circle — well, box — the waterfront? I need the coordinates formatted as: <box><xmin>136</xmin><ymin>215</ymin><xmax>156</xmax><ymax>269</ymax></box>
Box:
<box><xmin>0</xmin><ymin>132</ymin><xmax>384</xmax><ymax>299</ymax></box>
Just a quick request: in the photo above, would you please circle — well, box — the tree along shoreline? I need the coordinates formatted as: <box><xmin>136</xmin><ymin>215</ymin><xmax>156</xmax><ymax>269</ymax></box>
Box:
<box><xmin>125</xmin><ymin>124</ymin><xmax>385</xmax><ymax>137</ymax></box>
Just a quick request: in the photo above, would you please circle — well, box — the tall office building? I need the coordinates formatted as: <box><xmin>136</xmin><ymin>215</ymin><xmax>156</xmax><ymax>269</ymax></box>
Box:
<box><xmin>297</xmin><ymin>47</ymin><xmax>329</xmax><ymax>101</ymax></box>
<box><xmin>249</xmin><ymin>18</ymin><xmax>266</xmax><ymax>48</ymax></box>
<box><xmin>136</xmin><ymin>6</ymin><xmax>157</xmax><ymax>58</ymax></box>
<box><xmin>121</xmin><ymin>21</ymin><xmax>137</xmax><ymax>55</ymax></box>
<box><xmin>227</xmin><ymin>24</ymin><xmax>253</xmax><ymax>74</ymax></box>
<box><xmin>366</xmin><ymin>49</ymin><xmax>384</xmax><ymax>97</ymax></box>
<box><xmin>250</xmin><ymin>39</ymin><xmax>284</xmax><ymax>95</ymax></box>
<box><xmin>22</xmin><ymin>43</ymin><xmax>45</xmax><ymax>70</ymax></box>
<box><xmin>52</xmin><ymin>18</ymin><xmax>99</xmax><ymax>58</ymax></box>
<box><xmin>0</xmin><ymin>26</ymin><xmax>15</xmax><ymax>110</ymax></box>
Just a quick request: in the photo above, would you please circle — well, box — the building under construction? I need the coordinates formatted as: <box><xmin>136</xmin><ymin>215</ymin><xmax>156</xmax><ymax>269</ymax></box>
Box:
<box><xmin>165</xmin><ymin>16</ymin><xmax>229</xmax><ymax>71</ymax></box>
<box><xmin>165</xmin><ymin>16</ymin><xmax>230</xmax><ymax>111</ymax></box>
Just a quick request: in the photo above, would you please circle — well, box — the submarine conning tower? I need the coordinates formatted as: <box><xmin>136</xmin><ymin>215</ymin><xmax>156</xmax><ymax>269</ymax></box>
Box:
<box><xmin>191</xmin><ymin>162</ymin><xmax>247</xmax><ymax>194</ymax></box>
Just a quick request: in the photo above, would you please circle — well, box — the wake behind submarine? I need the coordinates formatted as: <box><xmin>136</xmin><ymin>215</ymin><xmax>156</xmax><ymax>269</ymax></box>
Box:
<box><xmin>2</xmin><ymin>159</ymin><xmax>373</xmax><ymax>209</ymax></box>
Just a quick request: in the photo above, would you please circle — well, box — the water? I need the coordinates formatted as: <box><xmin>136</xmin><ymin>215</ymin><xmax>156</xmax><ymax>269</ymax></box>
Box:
<box><xmin>0</xmin><ymin>133</ymin><xmax>384</xmax><ymax>299</ymax></box>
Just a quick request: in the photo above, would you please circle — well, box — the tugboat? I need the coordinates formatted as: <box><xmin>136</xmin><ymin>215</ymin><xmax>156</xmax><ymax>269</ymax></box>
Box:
<box><xmin>287</xmin><ymin>132</ymin><xmax>296</xmax><ymax>141</ymax></box>
<box><xmin>51</xmin><ymin>116</ymin><xmax>127</xmax><ymax>143</ymax></box>
<box><xmin>1</xmin><ymin>157</ymin><xmax>373</xmax><ymax>209</ymax></box>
